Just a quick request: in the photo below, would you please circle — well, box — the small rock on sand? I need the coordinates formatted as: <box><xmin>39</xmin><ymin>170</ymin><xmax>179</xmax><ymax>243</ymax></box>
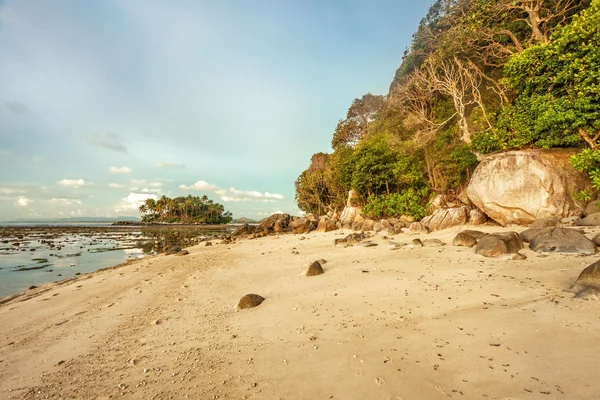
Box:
<box><xmin>566</xmin><ymin>260</ymin><xmax>600</xmax><ymax>299</ymax></box>
<box><xmin>235</xmin><ymin>294</ymin><xmax>265</xmax><ymax>310</ymax></box>
<box><xmin>305</xmin><ymin>261</ymin><xmax>324</xmax><ymax>276</ymax></box>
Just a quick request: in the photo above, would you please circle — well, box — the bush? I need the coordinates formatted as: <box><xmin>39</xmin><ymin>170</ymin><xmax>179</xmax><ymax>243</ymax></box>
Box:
<box><xmin>362</xmin><ymin>188</ymin><xmax>430</xmax><ymax>219</ymax></box>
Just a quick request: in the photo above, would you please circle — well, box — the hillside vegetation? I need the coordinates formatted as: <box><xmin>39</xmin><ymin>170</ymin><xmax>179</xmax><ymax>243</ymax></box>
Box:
<box><xmin>296</xmin><ymin>0</ymin><xmax>600</xmax><ymax>218</ymax></box>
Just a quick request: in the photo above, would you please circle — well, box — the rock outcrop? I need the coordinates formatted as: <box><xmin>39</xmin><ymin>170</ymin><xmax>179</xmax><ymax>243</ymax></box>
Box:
<box><xmin>421</xmin><ymin>207</ymin><xmax>468</xmax><ymax>231</ymax></box>
<box><xmin>466</xmin><ymin>149</ymin><xmax>588</xmax><ymax>226</ymax></box>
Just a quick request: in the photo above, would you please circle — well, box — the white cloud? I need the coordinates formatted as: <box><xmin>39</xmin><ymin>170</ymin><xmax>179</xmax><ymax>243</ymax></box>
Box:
<box><xmin>108</xmin><ymin>183</ymin><xmax>125</xmax><ymax>189</ymax></box>
<box><xmin>14</xmin><ymin>196</ymin><xmax>31</xmax><ymax>207</ymax></box>
<box><xmin>156</xmin><ymin>161</ymin><xmax>185</xmax><ymax>169</ymax></box>
<box><xmin>130</xmin><ymin>179</ymin><xmax>163</xmax><ymax>189</ymax></box>
<box><xmin>115</xmin><ymin>192</ymin><xmax>158</xmax><ymax>212</ymax></box>
<box><xmin>179</xmin><ymin>180</ymin><xmax>284</xmax><ymax>203</ymax></box>
<box><xmin>58</xmin><ymin>179</ymin><xmax>86</xmax><ymax>188</ymax></box>
<box><xmin>33</xmin><ymin>156</ymin><xmax>42</xmax><ymax>162</ymax></box>
<box><xmin>0</xmin><ymin>149</ymin><xmax>10</xmax><ymax>156</ymax></box>
<box><xmin>0</xmin><ymin>187</ymin><xmax>27</xmax><ymax>195</ymax></box>
<box><xmin>49</xmin><ymin>198</ymin><xmax>82</xmax><ymax>206</ymax></box>
<box><xmin>108</xmin><ymin>166</ymin><xmax>132</xmax><ymax>174</ymax></box>
<box><xmin>179</xmin><ymin>180</ymin><xmax>221</xmax><ymax>192</ymax></box>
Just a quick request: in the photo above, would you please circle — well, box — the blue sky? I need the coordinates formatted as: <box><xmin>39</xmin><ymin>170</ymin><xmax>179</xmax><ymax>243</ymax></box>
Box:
<box><xmin>0</xmin><ymin>0</ymin><xmax>433</xmax><ymax>220</ymax></box>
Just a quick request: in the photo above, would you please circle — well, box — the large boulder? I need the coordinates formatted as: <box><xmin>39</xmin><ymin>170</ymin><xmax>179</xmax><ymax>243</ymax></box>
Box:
<box><xmin>529</xmin><ymin>227</ymin><xmax>596</xmax><ymax>255</ymax></box>
<box><xmin>453</xmin><ymin>232</ymin><xmax>478</xmax><ymax>247</ymax></box>
<box><xmin>475</xmin><ymin>232</ymin><xmax>523</xmax><ymax>258</ymax></box>
<box><xmin>466</xmin><ymin>149</ymin><xmax>588</xmax><ymax>226</ymax></box>
<box><xmin>421</xmin><ymin>207</ymin><xmax>468</xmax><ymax>231</ymax></box>
<box><xmin>259</xmin><ymin>213</ymin><xmax>291</xmax><ymax>233</ymax></box>
<box><xmin>289</xmin><ymin>217</ymin><xmax>316</xmax><ymax>234</ymax></box>
<box><xmin>519</xmin><ymin>227</ymin><xmax>554</xmax><ymax>243</ymax></box>
<box><xmin>361</xmin><ymin>219</ymin><xmax>375</xmax><ymax>231</ymax></box>
<box><xmin>339</xmin><ymin>190</ymin><xmax>362</xmax><ymax>229</ymax></box>
<box><xmin>232</xmin><ymin>224</ymin><xmax>256</xmax><ymax>237</ymax></box>
<box><xmin>315</xmin><ymin>217</ymin><xmax>337</xmax><ymax>233</ymax></box>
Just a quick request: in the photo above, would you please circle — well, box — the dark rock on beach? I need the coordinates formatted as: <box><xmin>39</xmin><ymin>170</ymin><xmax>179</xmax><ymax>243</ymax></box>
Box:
<box><xmin>305</xmin><ymin>260</ymin><xmax>324</xmax><ymax>276</ymax></box>
<box><xmin>165</xmin><ymin>246</ymin><xmax>182</xmax><ymax>255</ymax></box>
<box><xmin>453</xmin><ymin>232</ymin><xmax>477</xmax><ymax>247</ymax></box>
<box><xmin>475</xmin><ymin>232</ymin><xmax>523</xmax><ymax>258</ymax></box>
<box><xmin>574</xmin><ymin>213</ymin><xmax>600</xmax><ymax>226</ymax></box>
<box><xmin>565</xmin><ymin>260</ymin><xmax>600</xmax><ymax>299</ymax></box>
<box><xmin>234</xmin><ymin>294</ymin><xmax>265</xmax><ymax>310</ymax></box>
<box><xmin>529</xmin><ymin>227</ymin><xmax>596</xmax><ymax>255</ymax></box>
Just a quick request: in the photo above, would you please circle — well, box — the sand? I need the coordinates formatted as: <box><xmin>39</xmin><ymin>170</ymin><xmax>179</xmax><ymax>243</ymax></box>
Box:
<box><xmin>1</xmin><ymin>225</ymin><xmax>600</xmax><ymax>399</ymax></box>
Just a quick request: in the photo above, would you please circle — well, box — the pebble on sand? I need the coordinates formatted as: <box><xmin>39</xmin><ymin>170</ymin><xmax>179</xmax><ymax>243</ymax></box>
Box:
<box><xmin>234</xmin><ymin>294</ymin><xmax>265</xmax><ymax>310</ymax></box>
<box><xmin>305</xmin><ymin>260</ymin><xmax>324</xmax><ymax>276</ymax></box>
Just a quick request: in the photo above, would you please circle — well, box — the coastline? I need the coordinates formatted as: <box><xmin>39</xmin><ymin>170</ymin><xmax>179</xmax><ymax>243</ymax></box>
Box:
<box><xmin>1</xmin><ymin>225</ymin><xmax>600</xmax><ymax>399</ymax></box>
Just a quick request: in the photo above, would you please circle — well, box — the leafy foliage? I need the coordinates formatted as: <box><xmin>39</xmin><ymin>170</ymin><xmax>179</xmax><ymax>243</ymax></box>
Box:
<box><xmin>138</xmin><ymin>195</ymin><xmax>232</xmax><ymax>224</ymax></box>
<box><xmin>362</xmin><ymin>188</ymin><xmax>431</xmax><ymax>220</ymax></box>
<box><xmin>295</xmin><ymin>0</ymin><xmax>595</xmax><ymax>216</ymax></box>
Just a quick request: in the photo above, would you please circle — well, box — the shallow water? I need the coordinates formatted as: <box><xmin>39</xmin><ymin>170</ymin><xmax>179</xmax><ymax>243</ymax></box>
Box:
<box><xmin>0</xmin><ymin>224</ymin><xmax>231</xmax><ymax>298</ymax></box>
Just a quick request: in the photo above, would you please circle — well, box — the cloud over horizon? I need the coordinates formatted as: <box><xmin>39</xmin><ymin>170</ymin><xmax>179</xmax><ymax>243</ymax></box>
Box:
<box><xmin>108</xmin><ymin>166</ymin><xmax>132</xmax><ymax>174</ymax></box>
<box><xmin>13</xmin><ymin>196</ymin><xmax>31</xmax><ymax>207</ymax></box>
<box><xmin>179</xmin><ymin>180</ymin><xmax>284</xmax><ymax>203</ymax></box>
<box><xmin>49</xmin><ymin>197</ymin><xmax>82</xmax><ymax>205</ymax></box>
<box><xmin>115</xmin><ymin>192</ymin><xmax>158</xmax><ymax>213</ymax></box>
<box><xmin>58</xmin><ymin>179</ymin><xmax>87</xmax><ymax>188</ymax></box>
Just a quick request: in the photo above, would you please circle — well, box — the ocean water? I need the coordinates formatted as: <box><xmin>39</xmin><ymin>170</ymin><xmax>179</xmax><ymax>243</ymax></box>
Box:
<box><xmin>0</xmin><ymin>223</ymin><xmax>231</xmax><ymax>298</ymax></box>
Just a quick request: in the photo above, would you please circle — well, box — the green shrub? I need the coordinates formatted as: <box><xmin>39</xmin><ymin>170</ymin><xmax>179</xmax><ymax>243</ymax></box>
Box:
<box><xmin>362</xmin><ymin>188</ymin><xmax>430</xmax><ymax>219</ymax></box>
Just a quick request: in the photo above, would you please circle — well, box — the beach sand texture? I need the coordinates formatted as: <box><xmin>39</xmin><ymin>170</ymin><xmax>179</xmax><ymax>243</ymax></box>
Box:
<box><xmin>1</xmin><ymin>226</ymin><xmax>600</xmax><ymax>399</ymax></box>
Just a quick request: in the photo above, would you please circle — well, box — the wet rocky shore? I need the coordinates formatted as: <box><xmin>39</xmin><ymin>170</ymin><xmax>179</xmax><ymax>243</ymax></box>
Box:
<box><xmin>0</xmin><ymin>224</ymin><xmax>233</xmax><ymax>298</ymax></box>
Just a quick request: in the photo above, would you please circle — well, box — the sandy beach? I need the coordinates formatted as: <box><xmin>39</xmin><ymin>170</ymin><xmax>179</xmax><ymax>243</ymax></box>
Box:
<box><xmin>1</xmin><ymin>226</ymin><xmax>600</xmax><ymax>400</ymax></box>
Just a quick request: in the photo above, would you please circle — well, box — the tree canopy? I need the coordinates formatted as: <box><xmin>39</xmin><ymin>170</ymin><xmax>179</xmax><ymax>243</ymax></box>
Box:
<box><xmin>138</xmin><ymin>195</ymin><xmax>233</xmax><ymax>224</ymax></box>
<box><xmin>295</xmin><ymin>0</ymin><xmax>596</xmax><ymax>218</ymax></box>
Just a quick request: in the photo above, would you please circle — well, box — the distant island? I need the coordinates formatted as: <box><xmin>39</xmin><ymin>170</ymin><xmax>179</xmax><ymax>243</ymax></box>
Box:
<box><xmin>138</xmin><ymin>195</ymin><xmax>233</xmax><ymax>224</ymax></box>
<box><xmin>231</xmin><ymin>217</ymin><xmax>257</xmax><ymax>224</ymax></box>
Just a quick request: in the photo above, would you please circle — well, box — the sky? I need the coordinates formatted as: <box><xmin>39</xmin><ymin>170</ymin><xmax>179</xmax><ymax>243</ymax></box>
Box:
<box><xmin>0</xmin><ymin>0</ymin><xmax>433</xmax><ymax>221</ymax></box>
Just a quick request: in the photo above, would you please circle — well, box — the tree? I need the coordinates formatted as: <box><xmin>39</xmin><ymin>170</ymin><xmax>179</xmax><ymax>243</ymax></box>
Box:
<box><xmin>475</xmin><ymin>0</ymin><xmax>599</xmax><ymax>153</ymax></box>
<box><xmin>331</xmin><ymin>94</ymin><xmax>386</xmax><ymax>148</ymax></box>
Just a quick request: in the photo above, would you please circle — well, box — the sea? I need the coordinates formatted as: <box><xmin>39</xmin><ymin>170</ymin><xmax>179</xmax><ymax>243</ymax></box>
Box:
<box><xmin>0</xmin><ymin>221</ymin><xmax>232</xmax><ymax>298</ymax></box>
